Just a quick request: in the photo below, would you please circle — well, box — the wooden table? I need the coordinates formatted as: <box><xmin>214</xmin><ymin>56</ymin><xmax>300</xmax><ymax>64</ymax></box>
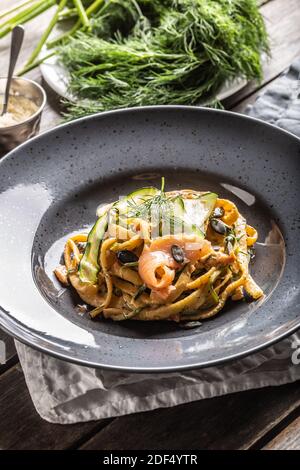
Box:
<box><xmin>1</xmin><ymin>0</ymin><xmax>300</xmax><ymax>451</ymax></box>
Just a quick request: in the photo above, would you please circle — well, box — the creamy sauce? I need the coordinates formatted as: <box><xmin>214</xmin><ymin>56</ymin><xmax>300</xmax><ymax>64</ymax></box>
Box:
<box><xmin>0</xmin><ymin>94</ymin><xmax>38</xmax><ymax>127</ymax></box>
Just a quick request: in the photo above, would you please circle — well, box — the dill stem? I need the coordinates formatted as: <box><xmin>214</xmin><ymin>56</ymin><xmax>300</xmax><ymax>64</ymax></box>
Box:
<box><xmin>0</xmin><ymin>0</ymin><xmax>55</xmax><ymax>38</ymax></box>
<box><xmin>26</xmin><ymin>0</ymin><xmax>68</xmax><ymax>67</ymax></box>
<box><xmin>72</xmin><ymin>0</ymin><xmax>90</xmax><ymax>29</ymax></box>
<box><xmin>58</xmin><ymin>8</ymin><xmax>77</xmax><ymax>20</ymax></box>
<box><xmin>47</xmin><ymin>0</ymin><xmax>105</xmax><ymax>48</ymax></box>
<box><xmin>47</xmin><ymin>19</ymin><xmax>81</xmax><ymax>47</ymax></box>
<box><xmin>0</xmin><ymin>0</ymin><xmax>44</xmax><ymax>29</ymax></box>
<box><xmin>0</xmin><ymin>0</ymin><xmax>37</xmax><ymax>21</ymax></box>
<box><xmin>17</xmin><ymin>51</ymin><xmax>55</xmax><ymax>76</ymax></box>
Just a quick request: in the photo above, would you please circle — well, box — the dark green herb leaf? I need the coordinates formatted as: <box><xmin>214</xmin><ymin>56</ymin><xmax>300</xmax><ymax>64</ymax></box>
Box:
<box><xmin>59</xmin><ymin>0</ymin><xmax>269</xmax><ymax>120</ymax></box>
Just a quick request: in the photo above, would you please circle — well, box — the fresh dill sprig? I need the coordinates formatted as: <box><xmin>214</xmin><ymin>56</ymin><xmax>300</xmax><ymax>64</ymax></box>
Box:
<box><xmin>127</xmin><ymin>177</ymin><xmax>168</xmax><ymax>219</ymax></box>
<box><xmin>126</xmin><ymin>177</ymin><xmax>182</xmax><ymax>232</ymax></box>
<box><xmin>59</xmin><ymin>0</ymin><xmax>269</xmax><ymax>120</ymax></box>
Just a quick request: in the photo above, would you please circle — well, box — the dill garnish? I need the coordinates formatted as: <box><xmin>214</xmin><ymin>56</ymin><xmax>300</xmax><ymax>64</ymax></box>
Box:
<box><xmin>127</xmin><ymin>177</ymin><xmax>168</xmax><ymax>219</ymax></box>
<box><xmin>126</xmin><ymin>177</ymin><xmax>185</xmax><ymax>236</ymax></box>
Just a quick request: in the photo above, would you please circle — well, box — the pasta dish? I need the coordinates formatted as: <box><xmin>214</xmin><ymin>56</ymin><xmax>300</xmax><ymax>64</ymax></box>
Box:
<box><xmin>54</xmin><ymin>178</ymin><xmax>263</xmax><ymax>324</ymax></box>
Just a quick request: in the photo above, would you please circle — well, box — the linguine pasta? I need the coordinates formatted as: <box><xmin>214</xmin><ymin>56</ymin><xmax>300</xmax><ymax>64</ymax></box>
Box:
<box><xmin>54</xmin><ymin>179</ymin><xmax>263</xmax><ymax>324</ymax></box>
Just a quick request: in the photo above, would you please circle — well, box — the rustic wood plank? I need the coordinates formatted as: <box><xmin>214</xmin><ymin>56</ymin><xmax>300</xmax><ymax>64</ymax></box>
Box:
<box><xmin>261</xmin><ymin>0</ymin><xmax>300</xmax><ymax>75</ymax></box>
<box><xmin>263</xmin><ymin>415</ymin><xmax>300</xmax><ymax>450</ymax></box>
<box><xmin>80</xmin><ymin>381</ymin><xmax>300</xmax><ymax>450</ymax></box>
<box><xmin>222</xmin><ymin>0</ymin><xmax>300</xmax><ymax>108</ymax></box>
<box><xmin>230</xmin><ymin>88</ymin><xmax>263</xmax><ymax>114</ymax></box>
<box><xmin>0</xmin><ymin>364</ymin><xmax>111</xmax><ymax>450</ymax></box>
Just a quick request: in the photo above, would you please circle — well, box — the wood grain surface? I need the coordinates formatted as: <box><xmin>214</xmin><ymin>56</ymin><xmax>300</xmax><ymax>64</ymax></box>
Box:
<box><xmin>264</xmin><ymin>415</ymin><xmax>300</xmax><ymax>450</ymax></box>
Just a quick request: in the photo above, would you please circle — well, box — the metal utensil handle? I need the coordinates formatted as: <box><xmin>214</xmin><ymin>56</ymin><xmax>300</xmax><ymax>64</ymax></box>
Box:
<box><xmin>2</xmin><ymin>25</ymin><xmax>25</xmax><ymax>116</ymax></box>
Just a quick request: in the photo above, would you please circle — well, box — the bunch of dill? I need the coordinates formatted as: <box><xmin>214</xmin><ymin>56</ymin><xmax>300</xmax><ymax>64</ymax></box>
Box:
<box><xmin>59</xmin><ymin>0</ymin><xmax>269</xmax><ymax>120</ymax></box>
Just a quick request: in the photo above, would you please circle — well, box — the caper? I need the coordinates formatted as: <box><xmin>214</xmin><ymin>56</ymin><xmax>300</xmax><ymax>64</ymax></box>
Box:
<box><xmin>171</xmin><ymin>244</ymin><xmax>185</xmax><ymax>264</ymax></box>
<box><xmin>212</xmin><ymin>206</ymin><xmax>225</xmax><ymax>218</ymax></box>
<box><xmin>210</xmin><ymin>218</ymin><xmax>230</xmax><ymax>235</ymax></box>
<box><xmin>117</xmin><ymin>250</ymin><xmax>139</xmax><ymax>265</ymax></box>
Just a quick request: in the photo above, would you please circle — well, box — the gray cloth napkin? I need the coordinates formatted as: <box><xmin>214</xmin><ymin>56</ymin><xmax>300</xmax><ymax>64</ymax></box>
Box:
<box><xmin>247</xmin><ymin>57</ymin><xmax>300</xmax><ymax>137</ymax></box>
<box><xmin>16</xmin><ymin>58</ymin><xmax>300</xmax><ymax>424</ymax></box>
<box><xmin>15</xmin><ymin>335</ymin><xmax>300</xmax><ymax>424</ymax></box>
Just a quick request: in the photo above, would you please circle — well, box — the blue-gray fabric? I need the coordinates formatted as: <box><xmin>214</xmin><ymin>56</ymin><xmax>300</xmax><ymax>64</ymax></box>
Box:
<box><xmin>247</xmin><ymin>57</ymin><xmax>300</xmax><ymax>137</ymax></box>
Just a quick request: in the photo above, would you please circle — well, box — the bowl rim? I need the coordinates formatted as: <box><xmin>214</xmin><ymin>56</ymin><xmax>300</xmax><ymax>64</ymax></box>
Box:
<box><xmin>0</xmin><ymin>105</ymin><xmax>300</xmax><ymax>372</ymax></box>
<box><xmin>0</xmin><ymin>76</ymin><xmax>47</xmax><ymax>131</ymax></box>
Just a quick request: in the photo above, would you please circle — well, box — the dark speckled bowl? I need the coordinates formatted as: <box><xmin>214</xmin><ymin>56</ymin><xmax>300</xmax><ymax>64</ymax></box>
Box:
<box><xmin>0</xmin><ymin>106</ymin><xmax>299</xmax><ymax>372</ymax></box>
